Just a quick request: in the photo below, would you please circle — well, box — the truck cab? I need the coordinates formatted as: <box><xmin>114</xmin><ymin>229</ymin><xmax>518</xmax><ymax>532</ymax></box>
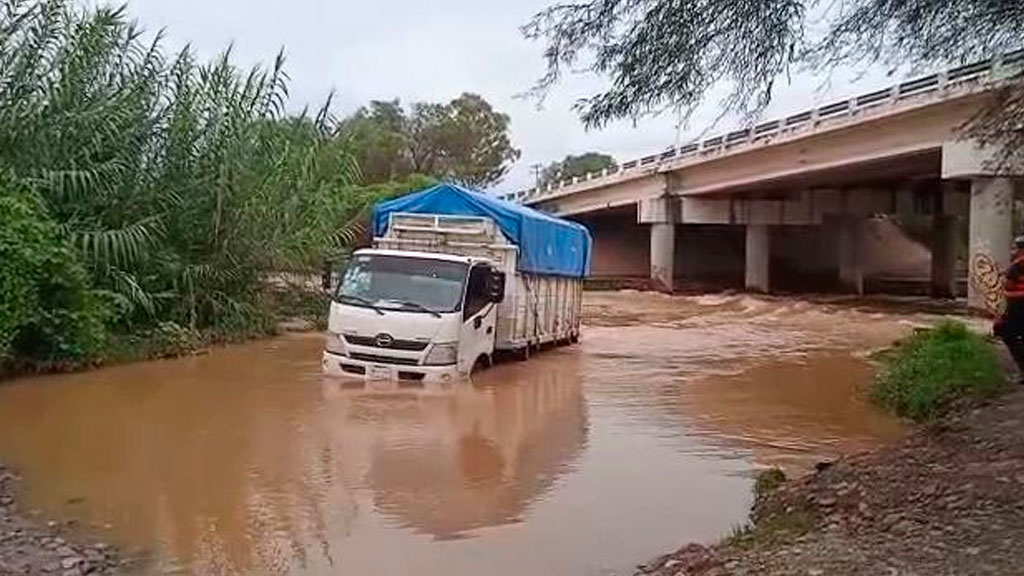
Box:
<box><xmin>322</xmin><ymin>249</ymin><xmax>505</xmax><ymax>382</ymax></box>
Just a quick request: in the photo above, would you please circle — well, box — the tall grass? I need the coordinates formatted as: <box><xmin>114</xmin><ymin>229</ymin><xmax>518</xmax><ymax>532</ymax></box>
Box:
<box><xmin>873</xmin><ymin>321</ymin><xmax>1006</xmax><ymax>421</ymax></box>
<box><xmin>0</xmin><ymin>0</ymin><xmax>377</xmax><ymax>368</ymax></box>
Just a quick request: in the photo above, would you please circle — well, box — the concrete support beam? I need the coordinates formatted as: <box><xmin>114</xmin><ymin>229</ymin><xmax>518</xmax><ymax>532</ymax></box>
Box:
<box><xmin>968</xmin><ymin>177</ymin><xmax>1015</xmax><ymax>311</ymax></box>
<box><xmin>745</xmin><ymin>224</ymin><xmax>770</xmax><ymax>292</ymax></box>
<box><xmin>837</xmin><ymin>217</ymin><xmax>864</xmax><ymax>295</ymax></box>
<box><xmin>651</xmin><ymin>223</ymin><xmax>676</xmax><ymax>292</ymax></box>
<box><xmin>930</xmin><ymin>185</ymin><xmax>958</xmax><ymax>298</ymax></box>
<box><xmin>943</xmin><ymin>140</ymin><xmax>1024</xmax><ymax>179</ymax></box>
<box><xmin>678</xmin><ymin>188</ymin><xmax>897</xmax><ymax>227</ymax></box>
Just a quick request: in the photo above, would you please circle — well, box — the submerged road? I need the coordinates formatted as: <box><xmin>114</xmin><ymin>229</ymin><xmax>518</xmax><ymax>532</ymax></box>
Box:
<box><xmin>0</xmin><ymin>292</ymin><xmax>935</xmax><ymax>576</ymax></box>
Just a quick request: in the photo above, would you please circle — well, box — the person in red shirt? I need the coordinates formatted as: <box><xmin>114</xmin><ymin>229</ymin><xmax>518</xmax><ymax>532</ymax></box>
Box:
<box><xmin>995</xmin><ymin>236</ymin><xmax>1024</xmax><ymax>378</ymax></box>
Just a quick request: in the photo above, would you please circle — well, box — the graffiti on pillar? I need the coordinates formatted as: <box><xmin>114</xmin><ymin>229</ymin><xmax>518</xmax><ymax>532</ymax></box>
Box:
<box><xmin>651</xmin><ymin>264</ymin><xmax>672</xmax><ymax>293</ymax></box>
<box><xmin>969</xmin><ymin>247</ymin><xmax>1005</xmax><ymax>316</ymax></box>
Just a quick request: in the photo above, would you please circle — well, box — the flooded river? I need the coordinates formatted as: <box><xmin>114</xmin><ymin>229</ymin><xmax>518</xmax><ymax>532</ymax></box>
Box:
<box><xmin>0</xmin><ymin>292</ymin><xmax>922</xmax><ymax>575</ymax></box>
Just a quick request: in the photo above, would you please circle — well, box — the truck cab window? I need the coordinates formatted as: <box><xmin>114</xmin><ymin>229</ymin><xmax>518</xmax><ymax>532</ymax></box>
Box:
<box><xmin>336</xmin><ymin>255</ymin><xmax>468</xmax><ymax>313</ymax></box>
<box><xmin>464</xmin><ymin>266</ymin><xmax>491</xmax><ymax>320</ymax></box>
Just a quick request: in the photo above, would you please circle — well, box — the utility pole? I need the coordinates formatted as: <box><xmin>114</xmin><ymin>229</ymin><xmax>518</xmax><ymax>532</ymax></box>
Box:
<box><xmin>531</xmin><ymin>163</ymin><xmax>543</xmax><ymax>189</ymax></box>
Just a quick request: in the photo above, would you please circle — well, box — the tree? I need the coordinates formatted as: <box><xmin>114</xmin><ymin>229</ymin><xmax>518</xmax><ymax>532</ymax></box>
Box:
<box><xmin>541</xmin><ymin>152</ymin><xmax>617</xmax><ymax>185</ymax></box>
<box><xmin>336</xmin><ymin>100</ymin><xmax>411</xmax><ymax>183</ymax></box>
<box><xmin>337</xmin><ymin>93</ymin><xmax>521</xmax><ymax>188</ymax></box>
<box><xmin>523</xmin><ymin>0</ymin><xmax>1024</xmax><ymax>165</ymax></box>
<box><xmin>435</xmin><ymin>93</ymin><xmax>522</xmax><ymax>187</ymax></box>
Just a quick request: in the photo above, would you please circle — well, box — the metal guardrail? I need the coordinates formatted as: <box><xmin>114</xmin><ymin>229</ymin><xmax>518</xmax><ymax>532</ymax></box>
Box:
<box><xmin>500</xmin><ymin>51</ymin><xmax>1024</xmax><ymax>204</ymax></box>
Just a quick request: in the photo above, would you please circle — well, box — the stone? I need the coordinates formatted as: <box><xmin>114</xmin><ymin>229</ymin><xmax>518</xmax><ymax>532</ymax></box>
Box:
<box><xmin>883</xmin><ymin>513</ymin><xmax>903</xmax><ymax>527</ymax></box>
<box><xmin>818</xmin><ymin>497</ymin><xmax>837</xmax><ymax>508</ymax></box>
<box><xmin>892</xmin><ymin>519</ymin><xmax>917</xmax><ymax>534</ymax></box>
<box><xmin>43</xmin><ymin>561</ymin><xmax>61</xmax><ymax>573</ymax></box>
<box><xmin>61</xmin><ymin>556</ymin><xmax>81</xmax><ymax>569</ymax></box>
<box><xmin>61</xmin><ymin>569</ymin><xmax>81</xmax><ymax>576</ymax></box>
<box><xmin>56</xmin><ymin>545</ymin><xmax>75</xmax><ymax>557</ymax></box>
<box><xmin>809</xmin><ymin>569</ymin><xmax>825</xmax><ymax>576</ymax></box>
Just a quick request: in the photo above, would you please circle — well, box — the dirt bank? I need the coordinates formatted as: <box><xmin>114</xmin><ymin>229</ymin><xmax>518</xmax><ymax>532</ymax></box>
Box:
<box><xmin>0</xmin><ymin>466</ymin><xmax>127</xmax><ymax>575</ymax></box>
<box><xmin>635</xmin><ymin>388</ymin><xmax>1024</xmax><ymax>576</ymax></box>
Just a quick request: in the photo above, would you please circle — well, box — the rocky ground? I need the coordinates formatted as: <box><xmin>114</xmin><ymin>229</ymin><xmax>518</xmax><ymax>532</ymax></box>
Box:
<box><xmin>0</xmin><ymin>467</ymin><xmax>127</xmax><ymax>575</ymax></box>
<box><xmin>636</xmin><ymin>387</ymin><xmax>1024</xmax><ymax>576</ymax></box>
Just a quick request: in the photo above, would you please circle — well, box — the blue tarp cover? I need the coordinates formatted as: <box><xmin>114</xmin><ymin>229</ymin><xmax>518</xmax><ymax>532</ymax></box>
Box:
<box><xmin>372</xmin><ymin>183</ymin><xmax>592</xmax><ymax>278</ymax></box>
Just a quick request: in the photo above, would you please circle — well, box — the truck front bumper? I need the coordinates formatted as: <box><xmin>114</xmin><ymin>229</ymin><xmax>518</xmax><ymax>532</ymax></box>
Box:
<box><xmin>321</xmin><ymin>351</ymin><xmax>463</xmax><ymax>383</ymax></box>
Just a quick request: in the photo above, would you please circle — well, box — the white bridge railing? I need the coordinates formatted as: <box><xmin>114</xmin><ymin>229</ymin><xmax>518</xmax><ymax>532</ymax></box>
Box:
<box><xmin>500</xmin><ymin>51</ymin><xmax>1024</xmax><ymax>204</ymax></box>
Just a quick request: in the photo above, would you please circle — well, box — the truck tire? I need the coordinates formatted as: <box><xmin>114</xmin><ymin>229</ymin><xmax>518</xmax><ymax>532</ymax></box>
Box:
<box><xmin>472</xmin><ymin>355</ymin><xmax>492</xmax><ymax>374</ymax></box>
<box><xmin>514</xmin><ymin>346</ymin><xmax>530</xmax><ymax>362</ymax></box>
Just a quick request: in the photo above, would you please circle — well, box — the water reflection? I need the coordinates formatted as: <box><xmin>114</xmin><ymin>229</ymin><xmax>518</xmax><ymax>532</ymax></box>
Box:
<box><xmin>320</xmin><ymin>357</ymin><xmax>587</xmax><ymax>540</ymax></box>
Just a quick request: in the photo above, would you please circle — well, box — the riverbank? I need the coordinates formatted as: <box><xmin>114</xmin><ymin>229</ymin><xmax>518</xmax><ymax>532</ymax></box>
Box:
<box><xmin>635</xmin><ymin>386</ymin><xmax>1024</xmax><ymax>576</ymax></box>
<box><xmin>0</xmin><ymin>285</ymin><xmax>327</xmax><ymax>382</ymax></box>
<box><xmin>0</xmin><ymin>466</ymin><xmax>127</xmax><ymax>575</ymax></box>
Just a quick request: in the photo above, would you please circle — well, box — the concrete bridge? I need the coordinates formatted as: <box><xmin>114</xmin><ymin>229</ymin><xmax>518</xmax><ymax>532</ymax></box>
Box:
<box><xmin>504</xmin><ymin>53</ymin><xmax>1024</xmax><ymax>310</ymax></box>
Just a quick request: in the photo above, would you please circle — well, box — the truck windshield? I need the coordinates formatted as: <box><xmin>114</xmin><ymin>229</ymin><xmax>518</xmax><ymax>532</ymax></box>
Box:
<box><xmin>335</xmin><ymin>254</ymin><xmax>468</xmax><ymax>313</ymax></box>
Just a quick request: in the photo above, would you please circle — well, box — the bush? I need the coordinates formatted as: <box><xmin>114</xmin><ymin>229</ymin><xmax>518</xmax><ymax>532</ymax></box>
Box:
<box><xmin>873</xmin><ymin>321</ymin><xmax>1006</xmax><ymax>420</ymax></box>
<box><xmin>754</xmin><ymin>467</ymin><xmax>787</xmax><ymax>500</ymax></box>
<box><xmin>0</xmin><ymin>182</ymin><xmax>107</xmax><ymax>367</ymax></box>
<box><xmin>101</xmin><ymin>322</ymin><xmax>202</xmax><ymax>363</ymax></box>
<box><xmin>264</xmin><ymin>285</ymin><xmax>332</xmax><ymax>330</ymax></box>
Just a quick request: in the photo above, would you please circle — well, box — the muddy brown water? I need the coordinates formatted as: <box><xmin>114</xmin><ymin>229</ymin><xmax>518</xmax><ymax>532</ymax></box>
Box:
<box><xmin>0</xmin><ymin>292</ymin><xmax>927</xmax><ymax>575</ymax></box>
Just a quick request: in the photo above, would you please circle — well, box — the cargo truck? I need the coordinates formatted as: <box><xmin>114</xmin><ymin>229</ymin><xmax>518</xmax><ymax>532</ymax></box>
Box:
<box><xmin>322</xmin><ymin>184</ymin><xmax>592</xmax><ymax>382</ymax></box>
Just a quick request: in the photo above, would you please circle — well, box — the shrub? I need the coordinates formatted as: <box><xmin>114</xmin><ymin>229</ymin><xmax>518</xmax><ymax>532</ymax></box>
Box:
<box><xmin>873</xmin><ymin>321</ymin><xmax>1006</xmax><ymax>420</ymax></box>
<box><xmin>101</xmin><ymin>321</ymin><xmax>202</xmax><ymax>363</ymax></box>
<box><xmin>754</xmin><ymin>467</ymin><xmax>787</xmax><ymax>500</ymax></box>
<box><xmin>264</xmin><ymin>285</ymin><xmax>332</xmax><ymax>330</ymax></box>
<box><xmin>0</xmin><ymin>181</ymin><xmax>107</xmax><ymax>366</ymax></box>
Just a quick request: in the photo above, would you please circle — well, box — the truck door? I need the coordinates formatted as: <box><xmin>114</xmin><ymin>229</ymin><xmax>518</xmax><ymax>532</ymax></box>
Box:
<box><xmin>458</xmin><ymin>264</ymin><xmax>497</xmax><ymax>374</ymax></box>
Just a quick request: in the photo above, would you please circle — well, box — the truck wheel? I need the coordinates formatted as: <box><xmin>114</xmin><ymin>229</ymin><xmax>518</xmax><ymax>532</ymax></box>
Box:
<box><xmin>472</xmin><ymin>355</ymin><xmax>492</xmax><ymax>374</ymax></box>
<box><xmin>570</xmin><ymin>332</ymin><xmax>580</xmax><ymax>344</ymax></box>
<box><xmin>514</xmin><ymin>346</ymin><xmax>530</xmax><ymax>362</ymax></box>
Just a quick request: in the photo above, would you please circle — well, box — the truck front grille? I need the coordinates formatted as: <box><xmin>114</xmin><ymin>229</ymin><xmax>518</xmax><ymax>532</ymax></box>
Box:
<box><xmin>344</xmin><ymin>335</ymin><xmax>430</xmax><ymax>351</ymax></box>
<box><xmin>349</xmin><ymin>352</ymin><xmax>421</xmax><ymax>366</ymax></box>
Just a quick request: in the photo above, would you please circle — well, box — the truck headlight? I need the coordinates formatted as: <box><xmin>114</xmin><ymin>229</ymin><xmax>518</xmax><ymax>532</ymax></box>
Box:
<box><xmin>424</xmin><ymin>342</ymin><xmax>457</xmax><ymax>366</ymax></box>
<box><xmin>324</xmin><ymin>332</ymin><xmax>348</xmax><ymax>357</ymax></box>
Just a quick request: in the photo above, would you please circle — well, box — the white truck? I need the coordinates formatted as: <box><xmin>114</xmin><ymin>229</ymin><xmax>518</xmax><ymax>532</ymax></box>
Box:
<box><xmin>322</xmin><ymin>184</ymin><xmax>591</xmax><ymax>382</ymax></box>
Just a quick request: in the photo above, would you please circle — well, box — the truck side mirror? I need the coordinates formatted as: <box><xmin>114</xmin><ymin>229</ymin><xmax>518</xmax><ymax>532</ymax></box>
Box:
<box><xmin>321</xmin><ymin>260</ymin><xmax>333</xmax><ymax>292</ymax></box>
<box><xmin>489</xmin><ymin>270</ymin><xmax>506</xmax><ymax>303</ymax></box>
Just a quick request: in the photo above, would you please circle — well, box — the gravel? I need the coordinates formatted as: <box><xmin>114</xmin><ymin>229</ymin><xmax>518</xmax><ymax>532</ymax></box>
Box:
<box><xmin>0</xmin><ymin>466</ymin><xmax>128</xmax><ymax>575</ymax></box>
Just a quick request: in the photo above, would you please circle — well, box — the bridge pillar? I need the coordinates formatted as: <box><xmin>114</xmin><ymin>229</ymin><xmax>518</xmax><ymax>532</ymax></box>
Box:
<box><xmin>837</xmin><ymin>216</ymin><xmax>864</xmax><ymax>295</ymax></box>
<box><xmin>650</xmin><ymin>223</ymin><xmax>676</xmax><ymax>292</ymax></box>
<box><xmin>930</xmin><ymin>182</ymin><xmax>959</xmax><ymax>299</ymax></box>
<box><xmin>968</xmin><ymin>177</ymin><xmax>1014</xmax><ymax>311</ymax></box>
<box><xmin>639</xmin><ymin>197</ymin><xmax>677</xmax><ymax>292</ymax></box>
<box><xmin>745</xmin><ymin>225</ymin><xmax>770</xmax><ymax>292</ymax></box>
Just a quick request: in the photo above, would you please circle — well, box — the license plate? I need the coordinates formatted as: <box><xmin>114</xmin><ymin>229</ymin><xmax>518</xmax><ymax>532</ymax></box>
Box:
<box><xmin>368</xmin><ymin>365</ymin><xmax>391</xmax><ymax>380</ymax></box>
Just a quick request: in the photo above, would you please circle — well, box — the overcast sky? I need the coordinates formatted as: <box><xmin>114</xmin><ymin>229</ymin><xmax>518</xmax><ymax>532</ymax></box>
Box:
<box><xmin>119</xmin><ymin>0</ymin><xmax>907</xmax><ymax>193</ymax></box>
